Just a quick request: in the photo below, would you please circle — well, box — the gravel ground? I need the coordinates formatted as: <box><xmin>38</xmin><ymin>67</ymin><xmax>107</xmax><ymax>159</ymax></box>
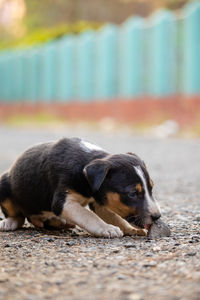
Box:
<box><xmin>0</xmin><ymin>125</ymin><xmax>200</xmax><ymax>300</ymax></box>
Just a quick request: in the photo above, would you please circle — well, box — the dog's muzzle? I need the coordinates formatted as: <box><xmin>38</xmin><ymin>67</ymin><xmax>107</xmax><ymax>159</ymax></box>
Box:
<box><xmin>126</xmin><ymin>211</ymin><xmax>161</xmax><ymax>229</ymax></box>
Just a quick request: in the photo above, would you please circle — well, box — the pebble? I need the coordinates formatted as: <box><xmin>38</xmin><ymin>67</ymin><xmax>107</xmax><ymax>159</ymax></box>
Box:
<box><xmin>145</xmin><ymin>252</ymin><xmax>154</xmax><ymax>257</ymax></box>
<box><xmin>42</xmin><ymin>237</ymin><xmax>54</xmax><ymax>242</ymax></box>
<box><xmin>118</xmin><ymin>274</ymin><xmax>127</xmax><ymax>280</ymax></box>
<box><xmin>124</xmin><ymin>244</ymin><xmax>137</xmax><ymax>248</ymax></box>
<box><xmin>76</xmin><ymin>281</ymin><xmax>87</xmax><ymax>286</ymax></box>
<box><xmin>152</xmin><ymin>246</ymin><xmax>161</xmax><ymax>252</ymax></box>
<box><xmin>147</xmin><ymin>219</ymin><xmax>171</xmax><ymax>239</ymax></box>
<box><xmin>143</xmin><ymin>262</ymin><xmax>157</xmax><ymax>268</ymax></box>
<box><xmin>194</xmin><ymin>215</ymin><xmax>200</xmax><ymax>222</ymax></box>
<box><xmin>112</xmin><ymin>249</ymin><xmax>120</xmax><ymax>253</ymax></box>
<box><xmin>186</xmin><ymin>252</ymin><xmax>196</xmax><ymax>256</ymax></box>
<box><xmin>55</xmin><ymin>280</ymin><xmax>63</xmax><ymax>285</ymax></box>
<box><xmin>4</xmin><ymin>243</ymin><xmax>12</xmax><ymax>248</ymax></box>
<box><xmin>65</xmin><ymin>241</ymin><xmax>76</xmax><ymax>246</ymax></box>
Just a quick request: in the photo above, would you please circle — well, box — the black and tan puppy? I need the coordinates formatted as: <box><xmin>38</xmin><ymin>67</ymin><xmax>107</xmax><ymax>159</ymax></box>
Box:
<box><xmin>0</xmin><ymin>138</ymin><xmax>161</xmax><ymax>238</ymax></box>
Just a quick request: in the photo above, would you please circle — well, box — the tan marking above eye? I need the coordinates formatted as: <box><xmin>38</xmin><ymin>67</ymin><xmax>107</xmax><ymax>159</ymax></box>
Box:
<box><xmin>135</xmin><ymin>183</ymin><xmax>142</xmax><ymax>194</ymax></box>
<box><xmin>105</xmin><ymin>192</ymin><xmax>136</xmax><ymax>218</ymax></box>
<box><xmin>149</xmin><ymin>179</ymin><xmax>154</xmax><ymax>189</ymax></box>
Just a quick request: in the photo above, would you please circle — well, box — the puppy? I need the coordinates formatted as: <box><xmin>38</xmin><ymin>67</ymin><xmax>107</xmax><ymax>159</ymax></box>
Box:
<box><xmin>0</xmin><ymin>138</ymin><xmax>161</xmax><ymax>238</ymax></box>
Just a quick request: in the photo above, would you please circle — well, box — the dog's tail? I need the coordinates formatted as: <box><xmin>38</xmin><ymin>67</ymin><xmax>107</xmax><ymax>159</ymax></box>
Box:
<box><xmin>0</xmin><ymin>172</ymin><xmax>12</xmax><ymax>203</ymax></box>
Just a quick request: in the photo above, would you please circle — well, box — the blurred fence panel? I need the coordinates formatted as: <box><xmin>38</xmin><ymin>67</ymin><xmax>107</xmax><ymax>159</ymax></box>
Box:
<box><xmin>2</xmin><ymin>54</ymin><xmax>13</xmax><ymax>101</ymax></box>
<box><xmin>38</xmin><ymin>43</ymin><xmax>56</xmax><ymax>101</ymax></box>
<box><xmin>55</xmin><ymin>36</ymin><xmax>75</xmax><ymax>101</ymax></box>
<box><xmin>95</xmin><ymin>25</ymin><xmax>118</xmax><ymax>99</ymax></box>
<box><xmin>119</xmin><ymin>17</ymin><xmax>144</xmax><ymax>97</ymax></box>
<box><xmin>27</xmin><ymin>50</ymin><xmax>39</xmax><ymax>101</ymax></box>
<box><xmin>148</xmin><ymin>11</ymin><xmax>177</xmax><ymax>96</ymax></box>
<box><xmin>75</xmin><ymin>31</ymin><xmax>95</xmax><ymax>101</ymax></box>
<box><xmin>0</xmin><ymin>1</ymin><xmax>200</xmax><ymax>102</ymax></box>
<box><xmin>182</xmin><ymin>1</ymin><xmax>200</xmax><ymax>94</ymax></box>
<box><xmin>13</xmin><ymin>52</ymin><xmax>24</xmax><ymax>101</ymax></box>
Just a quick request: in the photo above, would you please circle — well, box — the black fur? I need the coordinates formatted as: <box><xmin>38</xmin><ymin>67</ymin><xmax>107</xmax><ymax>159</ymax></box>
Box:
<box><xmin>0</xmin><ymin>137</ymin><xmax>159</xmax><ymax>227</ymax></box>
<box><xmin>0</xmin><ymin>138</ymin><xmax>107</xmax><ymax>216</ymax></box>
<box><xmin>0</xmin><ymin>173</ymin><xmax>12</xmax><ymax>202</ymax></box>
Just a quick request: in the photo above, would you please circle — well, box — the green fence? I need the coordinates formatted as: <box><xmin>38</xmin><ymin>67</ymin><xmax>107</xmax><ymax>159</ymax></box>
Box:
<box><xmin>0</xmin><ymin>1</ymin><xmax>200</xmax><ymax>102</ymax></box>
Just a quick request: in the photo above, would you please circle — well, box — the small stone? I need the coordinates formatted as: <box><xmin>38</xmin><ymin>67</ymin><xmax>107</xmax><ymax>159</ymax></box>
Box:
<box><xmin>93</xmin><ymin>262</ymin><xmax>98</xmax><ymax>267</ymax></box>
<box><xmin>153</xmin><ymin>246</ymin><xmax>161</xmax><ymax>252</ymax></box>
<box><xmin>112</xmin><ymin>249</ymin><xmax>120</xmax><ymax>253</ymax></box>
<box><xmin>124</xmin><ymin>244</ymin><xmax>136</xmax><ymax>248</ymax></box>
<box><xmin>42</xmin><ymin>237</ymin><xmax>54</xmax><ymax>242</ymax></box>
<box><xmin>194</xmin><ymin>215</ymin><xmax>200</xmax><ymax>222</ymax></box>
<box><xmin>143</xmin><ymin>262</ymin><xmax>157</xmax><ymax>268</ymax></box>
<box><xmin>15</xmin><ymin>282</ymin><xmax>23</xmax><ymax>287</ymax></box>
<box><xmin>147</xmin><ymin>219</ymin><xmax>171</xmax><ymax>239</ymax></box>
<box><xmin>118</xmin><ymin>274</ymin><xmax>127</xmax><ymax>280</ymax></box>
<box><xmin>55</xmin><ymin>280</ymin><xmax>63</xmax><ymax>285</ymax></box>
<box><xmin>26</xmin><ymin>295</ymin><xmax>36</xmax><ymax>300</ymax></box>
<box><xmin>0</xmin><ymin>277</ymin><xmax>8</xmax><ymax>283</ymax></box>
<box><xmin>186</xmin><ymin>252</ymin><xmax>196</xmax><ymax>256</ymax></box>
<box><xmin>65</xmin><ymin>241</ymin><xmax>76</xmax><ymax>246</ymax></box>
<box><xmin>76</xmin><ymin>281</ymin><xmax>87</xmax><ymax>285</ymax></box>
<box><xmin>145</xmin><ymin>252</ymin><xmax>154</xmax><ymax>257</ymax></box>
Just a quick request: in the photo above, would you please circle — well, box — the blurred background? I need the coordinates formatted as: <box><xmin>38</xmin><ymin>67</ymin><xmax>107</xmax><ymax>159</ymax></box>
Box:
<box><xmin>0</xmin><ymin>0</ymin><xmax>193</xmax><ymax>40</ymax></box>
<box><xmin>0</xmin><ymin>0</ymin><xmax>200</xmax><ymax>137</ymax></box>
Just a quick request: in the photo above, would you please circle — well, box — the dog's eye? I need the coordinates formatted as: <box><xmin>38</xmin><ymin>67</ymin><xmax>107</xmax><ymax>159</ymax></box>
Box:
<box><xmin>128</xmin><ymin>191</ymin><xmax>137</xmax><ymax>198</ymax></box>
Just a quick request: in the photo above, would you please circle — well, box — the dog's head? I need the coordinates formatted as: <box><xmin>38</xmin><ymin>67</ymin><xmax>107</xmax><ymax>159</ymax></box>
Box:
<box><xmin>84</xmin><ymin>153</ymin><xmax>161</xmax><ymax>229</ymax></box>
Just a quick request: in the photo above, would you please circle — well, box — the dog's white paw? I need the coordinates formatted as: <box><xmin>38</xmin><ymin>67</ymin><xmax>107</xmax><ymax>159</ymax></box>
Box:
<box><xmin>0</xmin><ymin>217</ymin><xmax>21</xmax><ymax>231</ymax></box>
<box><xmin>136</xmin><ymin>228</ymin><xmax>147</xmax><ymax>236</ymax></box>
<box><xmin>95</xmin><ymin>224</ymin><xmax>123</xmax><ymax>238</ymax></box>
<box><xmin>125</xmin><ymin>227</ymin><xmax>147</xmax><ymax>236</ymax></box>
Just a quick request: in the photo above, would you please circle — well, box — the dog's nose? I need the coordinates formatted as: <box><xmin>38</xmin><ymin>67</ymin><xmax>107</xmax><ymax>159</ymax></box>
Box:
<box><xmin>151</xmin><ymin>213</ymin><xmax>161</xmax><ymax>221</ymax></box>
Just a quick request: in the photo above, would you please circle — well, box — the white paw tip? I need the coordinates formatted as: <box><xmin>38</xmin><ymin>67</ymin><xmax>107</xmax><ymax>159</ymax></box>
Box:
<box><xmin>0</xmin><ymin>218</ymin><xmax>18</xmax><ymax>231</ymax></box>
<box><xmin>102</xmin><ymin>225</ymin><xmax>123</xmax><ymax>238</ymax></box>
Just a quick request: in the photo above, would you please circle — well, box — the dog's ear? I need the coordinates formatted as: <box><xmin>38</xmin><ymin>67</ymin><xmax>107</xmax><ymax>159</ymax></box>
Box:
<box><xmin>83</xmin><ymin>160</ymin><xmax>109</xmax><ymax>193</ymax></box>
<box><xmin>127</xmin><ymin>152</ymin><xmax>140</xmax><ymax>159</ymax></box>
<box><xmin>127</xmin><ymin>152</ymin><xmax>147</xmax><ymax>169</ymax></box>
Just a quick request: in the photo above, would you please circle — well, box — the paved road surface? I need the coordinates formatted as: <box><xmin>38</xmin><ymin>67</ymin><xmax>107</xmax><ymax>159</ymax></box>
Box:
<box><xmin>0</xmin><ymin>125</ymin><xmax>199</xmax><ymax>300</ymax></box>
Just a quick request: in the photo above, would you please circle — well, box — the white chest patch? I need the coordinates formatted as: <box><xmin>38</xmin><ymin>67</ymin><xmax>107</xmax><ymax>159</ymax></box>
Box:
<box><xmin>80</xmin><ymin>140</ymin><xmax>105</xmax><ymax>153</ymax></box>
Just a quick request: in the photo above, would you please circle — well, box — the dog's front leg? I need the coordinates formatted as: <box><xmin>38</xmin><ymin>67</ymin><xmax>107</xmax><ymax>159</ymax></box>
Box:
<box><xmin>91</xmin><ymin>203</ymin><xmax>147</xmax><ymax>236</ymax></box>
<box><xmin>59</xmin><ymin>197</ymin><xmax>123</xmax><ymax>238</ymax></box>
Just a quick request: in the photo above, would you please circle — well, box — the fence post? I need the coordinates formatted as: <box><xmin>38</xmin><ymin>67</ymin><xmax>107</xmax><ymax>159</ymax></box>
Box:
<box><xmin>182</xmin><ymin>1</ymin><xmax>200</xmax><ymax>94</ymax></box>
<box><xmin>119</xmin><ymin>17</ymin><xmax>144</xmax><ymax>97</ymax></box>
<box><xmin>55</xmin><ymin>36</ymin><xmax>75</xmax><ymax>101</ymax></box>
<box><xmin>22</xmin><ymin>51</ymin><xmax>30</xmax><ymax>101</ymax></box>
<box><xmin>95</xmin><ymin>24</ymin><xmax>118</xmax><ymax>99</ymax></box>
<box><xmin>75</xmin><ymin>31</ymin><xmax>95</xmax><ymax>101</ymax></box>
<box><xmin>0</xmin><ymin>56</ymin><xmax>2</xmax><ymax>100</ymax></box>
<box><xmin>38</xmin><ymin>42</ymin><xmax>56</xmax><ymax>101</ymax></box>
<box><xmin>0</xmin><ymin>53</ymin><xmax>6</xmax><ymax>101</ymax></box>
<box><xmin>25</xmin><ymin>49</ymin><xmax>39</xmax><ymax>102</ymax></box>
<box><xmin>1</xmin><ymin>52</ymin><xmax>13</xmax><ymax>101</ymax></box>
<box><xmin>12</xmin><ymin>51</ymin><xmax>24</xmax><ymax>101</ymax></box>
<box><xmin>148</xmin><ymin>10</ymin><xmax>177</xmax><ymax>96</ymax></box>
